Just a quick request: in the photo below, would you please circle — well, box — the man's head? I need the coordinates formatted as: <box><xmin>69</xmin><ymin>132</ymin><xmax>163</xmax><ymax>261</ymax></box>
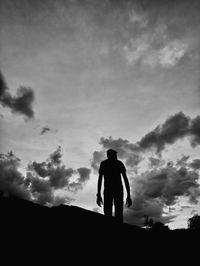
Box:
<box><xmin>107</xmin><ymin>149</ymin><xmax>118</xmax><ymax>160</ymax></box>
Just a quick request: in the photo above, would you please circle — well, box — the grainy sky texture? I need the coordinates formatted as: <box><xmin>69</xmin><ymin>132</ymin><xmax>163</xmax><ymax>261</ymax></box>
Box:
<box><xmin>0</xmin><ymin>0</ymin><xmax>200</xmax><ymax>229</ymax></box>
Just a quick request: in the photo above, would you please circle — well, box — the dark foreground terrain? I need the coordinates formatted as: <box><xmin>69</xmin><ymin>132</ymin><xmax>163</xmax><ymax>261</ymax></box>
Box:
<box><xmin>0</xmin><ymin>196</ymin><xmax>199</xmax><ymax>262</ymax></box>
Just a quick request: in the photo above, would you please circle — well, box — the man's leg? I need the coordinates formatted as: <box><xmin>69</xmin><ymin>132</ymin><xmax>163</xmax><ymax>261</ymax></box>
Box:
<box><xmin>103</xmin><ymin>191</ymin><xmax>113</xmax><ymax>218</ymax></box>
<box><xmin>114</xmin><ymin>191</ymin><xmax>124</xmax><ymax>223</ymax></box>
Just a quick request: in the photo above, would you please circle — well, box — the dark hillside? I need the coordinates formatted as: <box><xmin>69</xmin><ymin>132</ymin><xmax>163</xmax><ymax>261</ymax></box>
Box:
<box><xmin>0</xmin><ymin>196</ymin><xmax>199</xmax><ymax>262</ymax></box>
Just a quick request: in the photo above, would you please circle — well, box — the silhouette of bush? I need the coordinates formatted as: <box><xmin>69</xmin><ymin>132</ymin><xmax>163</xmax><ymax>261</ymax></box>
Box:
<box><xmin>188</xmin><ymin>214</ymin><xmax>200</xmax><ymax>230</ymax></box>
<box><xmin>144</xmin><ymin>216</ymin><xmax>169</xmax><ymax>231</ymax></box>
<box><xmin>150</xmin><ymin>221</ymin><xmax>169</xmax><ymax>231</ymax></box>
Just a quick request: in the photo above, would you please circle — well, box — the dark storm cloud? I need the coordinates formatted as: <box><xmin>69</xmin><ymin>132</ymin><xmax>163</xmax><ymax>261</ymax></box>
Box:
<box><xmin>26</xmin><ymin>172</ymin><xmax>65</xmax><ymax>206</ymax></box>
<box><xmin>28</xmin><ymin>146</ymin><xmax>75</xmax><ymax>190</ymax></box>
<box><xmin>49</xmin><ymin>166</ymin><xmax>74</xmax><ymax>189</ymax></box>
<box><xmin>4</xmin><ymin>86</ymin><xmax>35</xmax><ymax>118</ymax></box>
<box><xmin>139</xmin><ymin>167</ymin><xmax>199</xmax><ymax>205</ymax></box>
<box><xmin>40</xmin><ymin>126</ymin><xmax>51</xmax><ymax>135</ymax></box>
<box><xmin>138</xmin><ymin>112</ymin><xmax>190</xmax><ymax>154</ymax></box>
<box><xmin>0</xmin><ymin>71</ymin><xmax>8</xmax><ymax>97</ymax></box>
<box><xmin>0</xmin><ymin>147</ymin><xmax>73</xmax><ymax>206</ymax></box>
<box><xmin>0</xmin><ymin>147</ymin><xmax>91</xmax><ymax>206</ymax></box>
<box><xmin>126</xmin><ymin>164</ymin><xmax>200</xmax><ymax>226</ymax></box>
<box><xmin>137</xmin><ymin>113</ymin><xmax>200</xmax><ymax>154</ymax></box>
<box><xmin>0</xmin><ymin>70</ymin><xmax>35</xmax><ymax>119</ymax></box>
<box><xmin>29</xmin><ymin>161</ymin><xmax>48</xmax><ymax>178</ymax></box>
<box><xmin>77</xmin><ymin>167</ymin><xmax>91</xmax><ymax>183</ymax></box>
<box><xmin>190</xmin><ymin>159</ymin><xmax>200</xmax><ymax>170</ymax></box>
<box><xmin>28</xmin><ymin>146</ymin><xmax>91</xmax><ymax>202</ymax></box>
<box><xmin>125</xmin><ymin>197</ymin><xmax>173</xmax><ymax>227</ymax></box>
<box><xmin>0</xmin><ymin>152</ymin><xmax>30</xmax><ymax>200</ymax></box>
<box><xmin>190</xmin><ymin>116</ymin><xmax>200</xmax><ymax>147</ymax></box>
<box><xmin>29</xmin><ymin>176</ymin><xmax>51</xmax><ymax>194</ymax></box>
<box><xmin>49</xmin><ymin>146</ymin><xmax>62</xmax><ymax>166</ymax></box>
<box><xmin>26</xmin><ymin>171</ymin><xmax>72</xmax><ymax>206</ymax></box>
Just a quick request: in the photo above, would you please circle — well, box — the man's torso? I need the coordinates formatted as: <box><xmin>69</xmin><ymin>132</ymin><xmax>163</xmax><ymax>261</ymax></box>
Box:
<box><xmin>99</xmin><ymin>159</ymin><xmax>126</xmax><ymax>191</ymax></box>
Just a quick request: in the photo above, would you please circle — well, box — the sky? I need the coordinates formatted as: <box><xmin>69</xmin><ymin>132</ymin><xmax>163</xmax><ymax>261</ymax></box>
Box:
<box><xmin>0</xmin><ymin>0</ymin><xmax>200</xmax><ymax>229</ymax></box>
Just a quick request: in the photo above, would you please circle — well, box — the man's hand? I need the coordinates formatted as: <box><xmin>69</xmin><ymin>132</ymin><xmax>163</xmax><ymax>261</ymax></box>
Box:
<box><xmin>126</xmin><ymin>195</ymin><xmax>132</xmax><ymax>207</ymax></box>
<box><xmin>96</xmin><ymin>194</ymin><xmax>103</xmax><ymax>207</ymax></box>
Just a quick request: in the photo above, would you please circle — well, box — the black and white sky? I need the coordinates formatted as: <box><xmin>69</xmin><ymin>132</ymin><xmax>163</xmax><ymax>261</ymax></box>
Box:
<box><xmin>0</xmin><ymin>0</ymin><xmax>200</xmax><ymax>229</ymax></box>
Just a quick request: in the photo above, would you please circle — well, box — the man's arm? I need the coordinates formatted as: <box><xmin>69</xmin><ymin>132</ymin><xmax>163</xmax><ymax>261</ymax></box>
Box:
<box><xmin>97</xmin><ymin>173</ymin><xmax>103</xmax><ymax>196</ymax></box>
<box><xmin>122</xmin><ymin>172</ymin><xmax>132</xmax><ymax>207</ymax></box>
<box><xmin>96</xmin><ymin>173</ymin><xmax>103</xmax><ymax>207</ymax></box>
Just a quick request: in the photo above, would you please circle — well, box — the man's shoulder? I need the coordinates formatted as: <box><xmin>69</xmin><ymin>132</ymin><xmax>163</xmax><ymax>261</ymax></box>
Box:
<box><xmin>99</xmin><ymin>159</ymin><xmax>109</xmax><ymax>173</ymax></box>
<box><xmin>117</xmin><ymin>160</ymin><xmax>126</xmax><ymax>171</ymax></box>
<box><xmin>100</xmin><ymin>160</ymin><xmax>108</xmax><ymax>168</ymax></box>
<box><xmin>100</xmin><ymin>159</ymin><xmax>109</xmax><ymax>165</ymax></box>
<box><xmin>116</xmin><ymin>159</ymin><xmax>124</xmax><ymax>165</ymax></box>
<box><xmin>101</xmin><ymin>159</ymin><xmax>124</xmax><ymax>164</ymax></box>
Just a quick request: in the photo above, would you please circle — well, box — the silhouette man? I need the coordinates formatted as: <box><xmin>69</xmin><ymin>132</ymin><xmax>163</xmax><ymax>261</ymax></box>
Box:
<box><xmin>96</xmin><ymin>149</ymin><xmax>132</xmax><ymax>223</ymax></box>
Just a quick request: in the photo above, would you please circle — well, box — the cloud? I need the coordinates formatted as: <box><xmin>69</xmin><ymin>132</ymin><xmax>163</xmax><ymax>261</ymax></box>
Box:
<box><xmin>0</xmin><ymin>70</ymin><xmax>35</xmax><ymax>119</ymax></box>
<box><xmin>77</xmin><ymin>167</ymin><xmax>91</xmax><ymax>183</ymax></box>
<box><xmin>0</xmin><ymin>147</ymin><xmax>91</xmax><ymax>206</ymax></box>
<box><xmin>48</xmin><ymin>145</ymin><xmax>63</xmax><ymax>166</ymax></box>
<box><xmin>158</xmin><ymin>41</ymin><xmax>187</xmax><ymax>67</ymax></box>
<box><xmin>139</xmin><ymin>167</ymin><xmax>199</xmax><ymax>205</ymax></box>
<box><xmin>123</xmin><ymin>14</ymin><xmax>188</xmax><ymax>69</ymax></box>
<box><xmin>26</xmin><ymin>170</ymin><xmax>73</xmax><ymax>206</ymax></box>
<box><xmin>129</xmin><ymin>7</ymin><xmax>148</xmax><ymax>28</ymax></box>
<box><xmin>49</xmin><ymin>166</ymin><xmax>74</xmax><ymax>189</ymax></box>
<box><xmin>28</xmin><ymin>147</ymin><xmax>75</xmax><ymax>190</ymax></box>
<box><xmin>0</xmin><ymin>152</ymin><xmax>31</xmax><ymax>200</ymax></box>
<box><xmin>27</xmin><ymin>146</ymin><xmax>91</xmax><ymax>204</ymax></box>
<box><xmin>138</xmin><ymin>112</ymin><xmax>190</xmax><ymax>154</ymax></box>
<box><xmin>125</xmin><ymin>197</ymin><xmax>172</xmax><ymax>227</ymax></box>
<box><xmin>68</xmin><ymin>167</ymin><xmax>91</xmax><ymax>192</ymax></box>
<box><xmin>125</xmin><ymin>164</ymin><xmax>200</xmax><ymax>226</ymax></box>
<box><xmin>176</xmin><ymin>155</ymin><xmax>190</xmax><ymax>168</ymax></box>
<box><xmin>148</xmin><ymin>157</ymin><xmax>165</xmax><ymax>169</ymax></box>
<box><xmin>40</xmin><ymin>126</ymin><xmax>51</xmax><ymax>135</ymax></box>
<box><xmin>137</xmin><ymin>113</ymin><xmax>200</xmax><ymax>154</ymax></box>
<box><xmin>0</xmin><ymin>71</ymin><xmax>8</xmax><ymax>97</ymax></box>
<box><xmin>190</xmin><ymin>116</ymin><xmax>200</xmax><ymax>147</ymax></box>
<box><xmin>190</xmin><ymin>159</ymin><xmax>200</xmax><ymax>170</ymax></box>
<box><xmin>124</xmin><ymin>38</ymin><xmax>188</xmax><ymax>68</ymax></box>
<box><xmin>123</xmin><ymin>35</ymin><xmax>150</xmax><ymax>65</ymax></box>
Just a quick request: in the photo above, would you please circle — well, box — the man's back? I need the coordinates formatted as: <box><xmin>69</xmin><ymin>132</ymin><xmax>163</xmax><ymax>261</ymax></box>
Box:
<box><xmin>99</xmin><ymin>159</ymin><xmax>126</xmax><ymax>189</ymax></box>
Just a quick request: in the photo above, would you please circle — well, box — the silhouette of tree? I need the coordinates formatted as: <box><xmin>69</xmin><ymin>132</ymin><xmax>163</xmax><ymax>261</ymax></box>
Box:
<box><xmin>148</xmin><ymin>218</ymin><xmax>154</xmax><ymax>228</ymax></box>
<box><xmin>144</xmin><ymin>216</ymin><xmax>169</xmax><ymax>231</ymax></box>
<box><xmin>150</xmin><ymin>221</ymin><xmax>169</xmax><ymax>231</ymax></box>
<box><xmin>188</xmin><ymin>214</ymin><xmax>200</xmax><ymax>230</ymax></box>
<box><xmin>144</xmin><ymin>215</ymin><xmax>149</xmax><ymax>228</ymax></box>
<box><xmin>144</xmin><ymin>216</ymin><xmax>154</xmax><ymax>229</ymax></box>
